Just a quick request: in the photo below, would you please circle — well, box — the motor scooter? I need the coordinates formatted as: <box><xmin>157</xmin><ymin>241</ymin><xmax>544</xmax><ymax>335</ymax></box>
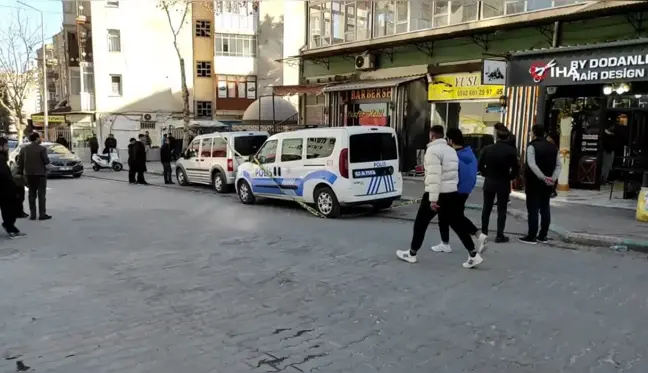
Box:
<box><xmin>92</xmin><ymin>148</ymin><xmax>123</xmax><ymax>171</ymax></box>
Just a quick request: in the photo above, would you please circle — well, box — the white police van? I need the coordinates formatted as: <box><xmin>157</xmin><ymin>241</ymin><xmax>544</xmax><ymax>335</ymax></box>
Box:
<box><xmin>235</xmin><ymin>126</ymin><xmax>402</xmax><ymax>218</ymax></box>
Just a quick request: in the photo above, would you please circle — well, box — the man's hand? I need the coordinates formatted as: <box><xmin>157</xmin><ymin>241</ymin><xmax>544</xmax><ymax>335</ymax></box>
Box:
<box><xmin>543</xmin><ymin>176</ymin><xmax>554</xmax><ymax>186</ymax></box>
<box><xmin>430</xmin><ymin>201</ymin><xmax>439</xmax><ymax>211</ymax></box>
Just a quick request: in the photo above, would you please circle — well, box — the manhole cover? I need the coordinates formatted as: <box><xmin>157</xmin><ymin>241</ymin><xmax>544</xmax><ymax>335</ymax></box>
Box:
<box><xmin>0</xmin><ymin>248</ymin><xmax>20</xmax><ymax>258</ymax></box>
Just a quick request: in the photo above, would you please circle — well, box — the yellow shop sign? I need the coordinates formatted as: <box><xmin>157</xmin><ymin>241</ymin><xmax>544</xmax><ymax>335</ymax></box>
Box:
<box><xmin>428</xmin><ymin>72</ymin><xmax>504</xmax><ymax>101</ymax></box>
<box><xmin>31</xmin><ymin>115</ymin><xmax>66</xmax><ymax>123</ymax></box>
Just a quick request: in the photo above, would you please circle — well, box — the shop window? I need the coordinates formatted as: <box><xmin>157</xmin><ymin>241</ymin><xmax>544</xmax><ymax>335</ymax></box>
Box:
<box><xmin>200</xmin><ymin>138</ymin><xmax>213</xmax><ymax>158</ymax></box>
<box><xmin>195</xmin><ymin>101</ymin><xmax>212</xmax><ymax>118</ymax></box>
<box><xmin>347</xmin><ymin>102</ymin><xmax>391</xmax><ymax>127</ymax></box>
<box><xmin>307</xmin><ymin>138</ymin><xmax>336</xmax><ymax>159</ymax></box>
<box><xmin>195</xmin><ymin>20</ymin><xmax>211</xmax><ymax>37</ymax></box>
<box><xmin>281</xmin><ymin>138</ymin><xmax>303</xmax><ymax>162</ymax></box>
<box><xmin>431</xmin><ymin>101</ymin><xmax>502</xmax><ymax>135</ymax></box>
<box><xmin>217</xmin><ymin>75</ymin><xmax>257</xmax><ymax>99</ymax></box>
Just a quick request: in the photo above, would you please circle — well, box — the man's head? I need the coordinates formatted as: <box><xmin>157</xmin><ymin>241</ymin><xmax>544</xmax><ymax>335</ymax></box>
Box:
<box><xmin>496</xmin><ymin>129</ymin><xmax>510</xmax><ymax>141</ymax></box>
<box><xmin>430</xmin><ymin>125</ymin><xmax>445</xmax><ymax>142</ymax></box>
<box><xmin>494</xmin><ymin>122</ymin><xmax>506</xmax><ymax>132</ymax></box>
<box><xmin>129</xmin><ymin>137</ymin><xmax>136</xmax><ymax>144</ymax></box>
<box><xmin>109</xmin><ymin>134</ymin><xmax>114</xmax><ymax>138</ymax></box>
<box><xmin>531</xmin><ymin>125</ymin><xmax>545</xmax><ymax>140</ymax></box>
<box><xmin>446</xmin><ymin>128</ymin><xmax>464</xmax><ymax>149</ymax></box>
<box><xmin>29</xmin><ymin>132</ymin><xmax>40</xmax><ymax>144</ymax></box>
<box><xmin>145</xmin><ymin>131</ymin><xmax>149</xmax><ymax>135</ymax></box>
<box><xmin>0</xmin><ymin>137</ymin><xmax>9</xmax><ymax>153</ymax></box>
<box><xmin>164</xmin><ymin>136</ymin><xmax>170</xmax><ymax>144</ymax></box>
<box><xmin>138</xmin><ymin>134</ymin><xmax>146</xmax><ymax>142</ymax></box>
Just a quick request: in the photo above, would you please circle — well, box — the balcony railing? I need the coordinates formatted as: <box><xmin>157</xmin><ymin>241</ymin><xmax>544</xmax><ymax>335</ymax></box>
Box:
<box><xmin>307</xmin><ymin>0</ymin><xmax>587</xmax><ymax>49</ymax></box>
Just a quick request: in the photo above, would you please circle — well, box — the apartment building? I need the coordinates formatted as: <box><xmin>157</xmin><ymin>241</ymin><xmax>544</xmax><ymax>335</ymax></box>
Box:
<box><xmin>296</xmin><ymin>0</ymin><xmax>648</xmax><ymax>175</ymax></box>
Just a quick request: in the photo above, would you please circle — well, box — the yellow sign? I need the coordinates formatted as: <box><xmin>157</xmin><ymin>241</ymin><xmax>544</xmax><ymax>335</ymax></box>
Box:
<box><xmin>428</xmin><ymin>72</ymin><xmax>504</xmax><ymax>101</ymax></box>
<box><xmin>31</xmin><ymin>115</ymin><xmax>66</xmax><ymax>123</ymax></box>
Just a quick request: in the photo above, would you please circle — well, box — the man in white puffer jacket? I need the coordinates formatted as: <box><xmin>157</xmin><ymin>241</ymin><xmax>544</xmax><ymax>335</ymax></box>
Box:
<box><xmin>397</xmin><ymin>125</ymin><xmax>484</xmax><ymax>268</ymax></box>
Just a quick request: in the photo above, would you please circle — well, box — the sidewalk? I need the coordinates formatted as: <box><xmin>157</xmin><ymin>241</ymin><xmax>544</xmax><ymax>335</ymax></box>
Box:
<box><xmin>85</xmin><ymin>161</ymin><xmax>169</xmax><ymax>175</ymax></box>
<box><xmin>402</xmin><ymin>179</ymin><xmax>648</xmax><ymax>252</ymax></box>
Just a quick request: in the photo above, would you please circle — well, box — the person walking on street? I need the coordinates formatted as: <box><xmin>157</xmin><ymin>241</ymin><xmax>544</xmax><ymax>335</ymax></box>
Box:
<box><xmin>127</xmin><ymin>138</ymin><xmax>136</xmax><ymax>184</ymax></box>
<box><xmin>601</xmin><ymin>125</ymin><xmax>615</xmax><ymax>184</ymax></box>
<box><xmin>104</xmin><ymin>133</ymin><xmax>117</xmax><ymax>154</ymax></box>
<box><xmin>519</xmin><ymin>125</ymin><xmax>561</xmax><ymax>244</ymax></box>
<box><xmin>56</xmin><ymin>134</ymin><xmax>69</xmax><ymax>149</ymax></box>
<box><xmin>89</xmin><ymin>133</ymin><xmax>99</xmax><ymax>161</ymax></box>
<box><xmin>160</xmin><ymin>136</ymin><xmax>174</xmax><ymax>184</ymax></box>
<box><xmin>132</xmin><ymin>134</ymin><xmax>148</xmax><ymax>185</ymax></box>
<box><xmin>17</xmin><ymin>132</ymin><xmax>51</xmax><ymax>221</ymax></box>
<box><xmin>144</xmin><ymin>131</ymin><xmax>152</xmax><ymax>157</ymax></box>
<box><xmin>0</xmin><ymin>137</ymin><xmax>26</xmax><ymax>238</ymax></box>
<box><xmin>397</xmin><ymin>125</ymin><xmax>484</xmax><ymax>269</ymax></box>
<box><xmin>479</xmin><ymin>128</ymin><xmax>520</xmax><ymax>243</ymax></box>
<box><xmin>431</xmin><ymin>128</ymin><xmax>488</xmax><ymax>254</ymax></box>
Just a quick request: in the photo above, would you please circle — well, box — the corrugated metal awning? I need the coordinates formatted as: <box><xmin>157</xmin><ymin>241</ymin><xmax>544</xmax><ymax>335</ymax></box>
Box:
<box><xmin>322</xmin><ymin>75</ymin><xmax>425</xmax><ymax>93</ymax></box>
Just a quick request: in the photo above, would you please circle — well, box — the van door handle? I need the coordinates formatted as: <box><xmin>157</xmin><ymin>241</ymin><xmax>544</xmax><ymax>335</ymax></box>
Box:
<box><xmin>272</xmin><ymin>166</ymin><xmax>276</xmax><ymax>176</ymax></box>
<box><xmin>278</xmin><ymin>167</ymin><xmax>282</xmax><ymax>177</ymax></box>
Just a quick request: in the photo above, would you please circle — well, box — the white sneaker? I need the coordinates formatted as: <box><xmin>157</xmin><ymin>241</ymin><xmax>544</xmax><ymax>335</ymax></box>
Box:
<box><xmin>475</xmin><ymin>233</ymin><xmax>488</xmax><ymax>254</ymax></box>
<box><xmin>431</xmin><ymin>242</ymin><xmax>452</xmax><ymax>253</ymax></box>
<box><xmin>462</xmin><ymin>253</ymin><xmax>483</xmax><ymax>269</ymax></box>
<box><xmin>396</xmin><ymin>250</ymin><xmax>417</xmax><ymax>263</ymax></box>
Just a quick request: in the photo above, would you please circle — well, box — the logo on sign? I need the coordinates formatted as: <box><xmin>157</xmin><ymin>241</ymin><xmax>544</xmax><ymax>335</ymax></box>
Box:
<box><xmin>529</xmin><ymin>59</ymin><xmax>556</xmax><ymax>82</ymax></box>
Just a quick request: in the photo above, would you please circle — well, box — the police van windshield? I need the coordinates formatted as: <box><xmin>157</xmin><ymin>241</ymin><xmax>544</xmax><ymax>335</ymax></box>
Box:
<box><xmin>349</xmin><ymin>133</ymin><xmax>397</xmax><ymax>163</ymax></box>
<box><xmin>234</xmin><ymin>135</ymin><xmax>267</xmax><ymax>156</ymax></box>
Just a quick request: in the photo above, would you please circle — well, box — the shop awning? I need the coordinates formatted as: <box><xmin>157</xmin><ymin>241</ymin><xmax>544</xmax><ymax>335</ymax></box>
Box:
<box><xmin>272</xmin><ymin>84</ymin><xmax>334</xmax><ymax>96</ymax></box>
<box><xmin>322</xmin><ymin>75</ymin><xmax>425</xmax><ymax>93</ymax></box>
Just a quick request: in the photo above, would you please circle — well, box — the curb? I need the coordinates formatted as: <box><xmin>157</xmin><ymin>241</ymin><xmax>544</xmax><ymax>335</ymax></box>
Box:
<box><xmin>400</xmin><ymin>196</ymin><xmax>648</xmax><ymax>253</ymax></box>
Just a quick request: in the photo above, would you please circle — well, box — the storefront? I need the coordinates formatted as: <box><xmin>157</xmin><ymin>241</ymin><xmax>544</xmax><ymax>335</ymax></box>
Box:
<box><xmin>507</xmin><ymin>39</ymin><xmax>648</xmax><ymax>197</ymax></box>
<box><xmin>322</xmin><ymin>76</ymin><xmax>428</xmax><ymax>172</ymax></box>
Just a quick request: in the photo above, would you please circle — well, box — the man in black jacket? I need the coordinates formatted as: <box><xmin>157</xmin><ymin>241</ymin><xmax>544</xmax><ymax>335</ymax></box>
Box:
<box><xmin>132</xmin><ymin>134</ymin><xmax>148</xmax><ymax>185</ymax></box>
<box><xmin>0</xmin><ymin>137</ymin><xmax>25</xmax><ymax>238</ymax></box>
<box><xmin>104</xmin><ymin>133</ymin><xmax>117</xmax><ymax>154</ymax></box>
<box><xmin>160</xmin><ymin>136</ymin><xmax>174</xmax><ymax>184</ymax></box>
<box><xmin>479</xmin><ymin>129</ymin><xmax>520</xmax><ymax>243</ymax></box>
<box><xmin>127</xmin><ymin>138</ymin><xmax>136</xmax><ymax>184</ymax></box>
<box><xmin>89</xmin><ymin>133</ymin><xmax>99</xmax><ymax>161</ymax></box>
<box><xmin>519</xmin><ymin>125</ymin><xmax>561</xmax><ymax>244</ymax></box>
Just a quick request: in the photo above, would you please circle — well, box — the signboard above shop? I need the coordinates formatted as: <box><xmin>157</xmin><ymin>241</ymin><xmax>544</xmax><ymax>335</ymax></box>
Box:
<box><xmin>428</xmin><ymin>72</ymin><xmax>504</xmax><ymax>101</ymax></box>
<box><xmin>349</xmin><ymin>87</ymin><xmax>392</xmax><ymax>101</ymax></box>
<box><xmin>507</xmin><ymin>40</ymin><xmax>648</xmax><ymax>87</ymax></box>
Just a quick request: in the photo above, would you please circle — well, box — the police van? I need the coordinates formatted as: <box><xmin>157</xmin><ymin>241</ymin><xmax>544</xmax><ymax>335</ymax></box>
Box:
<box><xmin>235</xmin><ymin>126</ymin><xmax>402</xmax><ymax>218</ymax></box>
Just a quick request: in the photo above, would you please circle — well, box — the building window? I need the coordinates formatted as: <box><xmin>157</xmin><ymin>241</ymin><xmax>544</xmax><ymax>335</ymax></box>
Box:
<box><xmin>196</xmin><ymin>61</ymin><xmax>212</xmax><ymax>77</ymax></box>
<box><xmin>110</xmin><ymin>75</ymin><xmax>122</xmax><ymax>96</ymax></box>
<box><xmin>106</xmin><ymin>0</ymin><xmax>119</xmax><ymax>7</ymax></box>
<box><xmin>107</xmin><ymin>29</ymin><xmax>121</xmax><ymax>52</ymax></box>
<box><xmin>215</xmin><ymin>34</ymin><xmax>256</xmax><ymax>57</ymax></box>
<box><xmin>195</xmin><ymin>20</ymin><xmax>211</xmax><ymax>37</ymax></box>
<box><xmin>140</xmin><ymin>122</ymin><xmax>156</xmax><ymax>130</ymax></box>
<box><xmin>216</xmin><ymin>75</ymin><xmax>256</xmax><ymax>99</ymax></box>
<box><xmin>70</xmin><ymin>69</ymin><xmax>81</xmax><ymax>95</ymax></box>
<box><xmin>195</xmin><ymin>101</ymin><xmax>213</xmax><ymax>118</ymax></box>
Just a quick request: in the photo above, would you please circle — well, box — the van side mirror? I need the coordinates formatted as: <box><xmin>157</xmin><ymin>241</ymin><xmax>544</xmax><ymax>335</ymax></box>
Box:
<box><xmin>183</xmin><ymin>150</ymin><xmax>192</xmax><ymax>159</ymax></box>
<box><xmin>248</xmin><ymin>155</ymin><xmax>255</xmax><ymax>162</ymax></box>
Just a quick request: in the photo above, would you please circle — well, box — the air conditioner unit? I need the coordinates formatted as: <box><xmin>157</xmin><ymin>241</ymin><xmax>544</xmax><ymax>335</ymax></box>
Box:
<box><xmin>141</xmin><ymin>113</ymin><xmax>157</xmax><ymax>122</ymax></box>
<box><xmin>354</xmin><ymin>53</ymin><xmax>375</xmax><ymax>71</ymax></box>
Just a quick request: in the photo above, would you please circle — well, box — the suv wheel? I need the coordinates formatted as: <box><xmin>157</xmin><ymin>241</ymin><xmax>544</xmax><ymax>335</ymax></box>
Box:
<box><xmin>237</xmin><ymin>180</ymin><xmax>255</xmax><ymax>204</ymax></box>
<box><xmin>314</xmin><ymin>186</ymin><xmax>341</xmax><ymax>218</ymax></box>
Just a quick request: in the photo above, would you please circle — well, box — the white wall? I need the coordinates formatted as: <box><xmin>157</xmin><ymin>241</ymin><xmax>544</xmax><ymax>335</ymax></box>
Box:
<box><xmin>90</xmin><ymin>0</ymin><xmax>194</xmax><ymax>114</ymax></box>
<box><xmin>214</xmin><ymin>56</ymin><xmax>256</xmax><ymax>76</ymax></box>
<box><xmin>282</xmin><ymin>1</ymin><xmax>306</xmax><ymax>111</ymax></box>
<box><xmin>257</xmin><ymin>2</ymin><xmax>284</xmax><ymax>96</ymax></box>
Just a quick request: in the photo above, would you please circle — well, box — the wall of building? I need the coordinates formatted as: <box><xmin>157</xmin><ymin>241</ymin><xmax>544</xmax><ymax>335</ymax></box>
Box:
<box><xmin>257</xmin><ymin>3</ymin><xmax>284</xmax><ymax>97</ymax></box>
<box><xmin>282</xmin><ymin>1</ymin><xmax>307</xmax><ymax>113</ymax></box>
<box><xmin>192</xmin><ymin>2</ymin><xmax>215</xmax><ymax>109</ymax></box>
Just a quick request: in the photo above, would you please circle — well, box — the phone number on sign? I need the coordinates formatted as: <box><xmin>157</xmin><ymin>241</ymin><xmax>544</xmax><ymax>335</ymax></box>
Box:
<box><xmin>456</xmin><ymin>88</ymin><xmax>503</xmax><ymax>97</ymax></box>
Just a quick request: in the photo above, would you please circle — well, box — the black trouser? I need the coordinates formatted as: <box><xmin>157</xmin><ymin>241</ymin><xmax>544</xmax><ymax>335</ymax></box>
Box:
<box><xmin>128</xmin><ymin>165</ymin><xmax>136</xmax><ymax>183</ymax></box>
<box><xmin>136</xmin><ymin>171</ymin><xmax>146</xmax><ymax>184</ymax></box>
<box><xmin>482</xmin><ymin>183</ymin><xmax>510</xmax><ymax>238</ymax></box>
<box><xmin>526</xmin><ymin>189</ymin><xmax>551</xmax><ymax>239</ymax></box>
<box><xmin>15</xmin><ymin>184</ymin><xmax>25</xmax><ymax>215</ymax></box>
<box><xmin>438</xmin><ymin>193</ymin><xmax>479</xmax><ymax>243</ymax></box>
<box><xmin>162</xmin><ymin>162</ymin><xmax>172</xmax><ymax>183</ymax></box>
<box><xmin>0</xmin><ymin>199</ymin><xmax>18</xmax><ymax>233</ymax></box>
<box><xmin>410</xmin><ymin>192</ymin><xmax>476</xmax><ymax>255</ymax></box>
<box><xmin>26</xmin><ymin>175</ymin><xmax>47</xmax><ymax>218</ymax></box>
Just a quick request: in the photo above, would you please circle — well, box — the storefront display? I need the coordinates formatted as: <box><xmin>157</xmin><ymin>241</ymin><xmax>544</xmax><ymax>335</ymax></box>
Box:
<box><xmin>507</xmin><ymin>39</ymin><xmax>648</xmax><ymax>195</ymax></box>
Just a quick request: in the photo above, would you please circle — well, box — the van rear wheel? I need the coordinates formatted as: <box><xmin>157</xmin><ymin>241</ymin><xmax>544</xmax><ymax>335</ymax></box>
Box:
<box><xmin>212</xmin><ymin>171</ymin><xmax>229</xmax><ymax>193</ymax></box>
<box><xmin>314</xmin><ymin>186</ymin><xmax>341</xmax><ymax>218</ymax></box>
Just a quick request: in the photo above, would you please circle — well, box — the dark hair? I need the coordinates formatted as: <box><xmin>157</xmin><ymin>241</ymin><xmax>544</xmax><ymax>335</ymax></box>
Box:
<box><xmin>29</xmin><ymin>132</ymin><xmax>40</xmax><ymax>142</ymax></box>
<box><xmin>0</xmin><ymin>137</ymin><xmax>7</xmax><ymax>147</ymax></box>
<box><xmin>138</xmin><ymin>133</ymin><xmax>145</xmax><ymax>138</ymax></box>
<box><xmin>496</xmin><ymin>129</ymin><xmax>509</xmax><ymax>141</ymax></box>
<box><xmin>446</xmin><ymin>128</ymin><xmax>464</xmax><ymax>146</ymax></box>
<box><xmin>430</xmin><ymin>125</ymin><xmax>445</xmax><ymax>138</ymax></box>
<box><xmin>532</xmin><ymin>125</ymin><xmax>545</xmax><ymax>138</ymax></box>
<box><xmin>494</xmin><ymin>122</ymin><xmax>506</xmax><ymax>131</ymax></box>
<box><xmin>129</xmin><ymin>137</ymin><xmax>136</xmax><ymax>142</ymax></box>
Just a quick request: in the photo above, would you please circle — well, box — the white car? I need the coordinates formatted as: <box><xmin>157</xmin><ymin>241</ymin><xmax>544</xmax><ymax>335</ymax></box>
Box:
<box><xmin>235</xmin><ymin>126</ymin><xmax>403</xmax><ymax>218</ymax></box>
<box><xmin>175</xmin><ymin>131</ymin><xmax>269</xmax><ymax>192</ymax></box>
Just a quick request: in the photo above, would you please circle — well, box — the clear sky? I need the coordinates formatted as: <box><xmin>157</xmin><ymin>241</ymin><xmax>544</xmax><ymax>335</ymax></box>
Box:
<box><xmin>0</xmin><ymin>0</ymin><xmax>63</xmax><ymax>46</ymax></box>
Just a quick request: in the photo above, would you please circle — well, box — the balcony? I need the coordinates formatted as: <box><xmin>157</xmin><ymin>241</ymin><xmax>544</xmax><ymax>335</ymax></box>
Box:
<box><xmin>306</xmin><ymin>0</ymin><xmax>600</xmax><ymax>52</ymax></box>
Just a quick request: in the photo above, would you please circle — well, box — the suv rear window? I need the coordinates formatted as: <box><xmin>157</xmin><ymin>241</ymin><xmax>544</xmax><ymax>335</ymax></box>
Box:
<box><xmin>349</xmin><ymin>133</ymin><xmax>397</xmax><ymax>163</ymax></box>
<box><xmin>234</xmin><ymin>135</ymin><xmax>267</xmax><ymax>156</ymax></box>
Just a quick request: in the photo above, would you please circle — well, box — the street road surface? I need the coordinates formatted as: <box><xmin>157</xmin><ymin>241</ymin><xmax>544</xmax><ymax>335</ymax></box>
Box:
<box><xmin>0</xmin><ymin>177</ymin><xmax>646</xmax><ymax>373</ymax></box>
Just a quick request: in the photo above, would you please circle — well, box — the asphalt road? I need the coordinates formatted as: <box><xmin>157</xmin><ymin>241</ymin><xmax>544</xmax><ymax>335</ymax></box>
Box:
<box><xmin>0</xmin><ymin>175</ymin><xmax>647</xmax><ymax>373</ymax></box>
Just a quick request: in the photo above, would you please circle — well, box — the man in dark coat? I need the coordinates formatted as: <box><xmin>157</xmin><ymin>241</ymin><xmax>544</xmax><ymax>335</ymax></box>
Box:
<box><xmin>160</xmin><ymin>136</ymin><xmax>173</xmax><ymax>184</ymax></box>
<box><xmin>104</xmin><ymin>133</ymin><xmax>117</xmax><ymax>154</ymax></box>
<box><xmin>0</xmin><ymin>137</ymin><xmax>25</xmax><ymax>237</ymax></box>
<box><xmin>18</xmin><ymin>132</ymin><xmax>51</xmax><ymax>220</ymax></box>
<box><xmin>127</xmin><ymin>138</ymin><xmax>136</xmax><ymax>184</ymax></box>
<box><xmin>89</xmin><ymin>134</ymin><xmax>99</xmax><ymax>160</ymax></box>
<box><xmin>479</xmin><ymin>128</ymin><xmax>520</xmax><ymax>243</ymax></box>
<box><xmin>132</xmin><ymin>134</ymin><xmax>148</xmax><ymax>185</ymax></box>
<box><xmin>56</xmin><ymin>134</ymin><xmax>69</xmax><ymax>149</ymax></box>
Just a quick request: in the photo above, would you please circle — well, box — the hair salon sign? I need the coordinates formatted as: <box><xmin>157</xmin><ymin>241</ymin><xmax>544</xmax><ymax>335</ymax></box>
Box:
<box><xmin>507</xmin><ymin>43</ymin><xmax>648</xmax><ymax>86</ymax></box>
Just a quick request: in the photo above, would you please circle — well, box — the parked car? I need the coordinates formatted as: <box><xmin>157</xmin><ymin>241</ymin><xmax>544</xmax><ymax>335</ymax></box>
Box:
<box><xmin>9</xmin><ymin>142</ymin><xmax>84</xmax><ymax>178</ymax></box>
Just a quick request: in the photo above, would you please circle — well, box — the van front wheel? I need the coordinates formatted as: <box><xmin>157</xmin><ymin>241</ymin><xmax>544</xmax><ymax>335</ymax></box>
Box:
<box><xmin>314</xmin><ymin>186</ymin><xmax>341</xmax><ymax>218</ymax></box>
<box><xmin>237</xmin><ymin>180</ymin><xmax>255</xmax><ymax>204</ymax></box>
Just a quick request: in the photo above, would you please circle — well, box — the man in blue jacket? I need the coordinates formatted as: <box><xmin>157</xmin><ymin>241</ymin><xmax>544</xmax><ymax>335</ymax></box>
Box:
<box><xmin>430</xmin><ymin>128</ymin><xmax>487</xmax><ymax>254</ymax></box>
